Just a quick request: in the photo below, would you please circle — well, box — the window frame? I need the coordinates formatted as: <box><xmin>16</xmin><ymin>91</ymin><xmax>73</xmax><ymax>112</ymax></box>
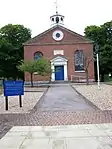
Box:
<box><xmin>74</xmin><ymin>50</ymin><xmax>85</xmax><ymax>72</ymax></box>
<box><xmin>34</xmin><ymin>51</ymin><xmax>43</xmax><ymax>60</ymax></box>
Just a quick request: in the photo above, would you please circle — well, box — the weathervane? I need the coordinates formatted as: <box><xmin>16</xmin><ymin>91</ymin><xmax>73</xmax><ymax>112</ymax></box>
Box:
<box><xmin>55</xmin><ymin>0</ymin><xmax>58</xmax><ymax>14</ymax></box>
<box><xmin>50</xmin><ymin>0</ymin><xmax>64</xmax><ymax>26</ymax></box>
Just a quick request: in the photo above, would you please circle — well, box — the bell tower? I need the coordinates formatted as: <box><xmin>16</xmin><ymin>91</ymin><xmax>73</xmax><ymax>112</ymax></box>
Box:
<box><xmin>50</xmin><ymin>0</ymin><xmax>65</xmax><ymax>26</ymax></box>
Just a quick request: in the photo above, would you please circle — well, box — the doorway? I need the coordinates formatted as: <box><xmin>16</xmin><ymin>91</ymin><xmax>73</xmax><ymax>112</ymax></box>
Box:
<box><xmin>55</xmin><ymin>66</ymin><xmax>64</xmax><ymax>80</ymax></box>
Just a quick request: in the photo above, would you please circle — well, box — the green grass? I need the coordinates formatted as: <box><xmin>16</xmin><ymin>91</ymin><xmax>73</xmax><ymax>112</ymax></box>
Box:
<box><xmin>0</xmin><ymin>86</ymin><xmax>3</xmax><ymax>95</ymax></box>
<box><xmin>104</xmin><ymin>75</ymin><xmax>112</xmax><ymax>85</ymax></box>
<box><xmin>104</xmin><ymin>74</ymin><xmax>112</xmax><ymax>82</ymax></box>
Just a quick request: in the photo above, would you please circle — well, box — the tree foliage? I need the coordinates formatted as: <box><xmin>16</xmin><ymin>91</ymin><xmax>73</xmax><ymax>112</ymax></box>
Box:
<box><xmin>84</xmin><ymin>21</ymin><xmax>112</xmax><ymax>81</ymax></box>
<box><xmin>0</xmin><ymin>24</ymin><xmax>31</xmax><ymax>80</ymax></box>
<box><xmin>18</xmin><ymin>60</ymin><xmax>37</xmax><ymax>73</ymax></box>
<box><xmin>18</xmin><ymin>58</ymin><xmax>51</xmax><ymax>87</ymax></box>
<box><xmin>0</xmin><ymin>24</ymin><xmax>31</xmax><ymax>47</ymax></box>
<box><xmin>18</xmin><ymin>60</ymin><xmax>37</xmax><ymax>87</ymax></box>
<box><xmin>36</xmin><ymin>58</ymin><xmax>51</xmax><ymax>76</ymax></box>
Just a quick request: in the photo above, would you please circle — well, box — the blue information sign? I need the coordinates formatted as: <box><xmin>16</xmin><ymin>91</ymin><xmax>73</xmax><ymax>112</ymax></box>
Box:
<box><xmin>3</xmin><ymin>81</ymin><xmax>24</xmax><ymax>96</ymax></box>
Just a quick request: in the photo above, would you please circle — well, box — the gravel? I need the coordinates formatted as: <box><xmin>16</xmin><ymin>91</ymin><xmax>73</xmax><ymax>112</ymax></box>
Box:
<box><xmin>0</xmin><ymin>88</ymin><xmax>47</xmax><ymax>114</ymax></box>
<box><xmin>73</xmin><ymin>84</ymin><xmax>112</xmax><ymax>111</ymax></box>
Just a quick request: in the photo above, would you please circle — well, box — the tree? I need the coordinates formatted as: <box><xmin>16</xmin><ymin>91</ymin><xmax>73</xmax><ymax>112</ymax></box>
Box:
<box><xmin>0</xmin><ymin>24</ymin><xmax>31</xmax><ymax>47</ymax></box>
<box><xmin>84</xmin><ymin>25</ymin><xmax>103</xmax><ymax>45</ymax></box>
<box><xmin>84</xmin><ymin>21</ymin><xmax>112</xmax><ymax>81</ymax></box>
<box><xmin>99</xmin><ymin>44</ymin><xmax>112</xmax><ymax>81</ymax></box>
<box><xmin>35</xmin><ymin>58</ymin><xmax>51</xmax><ymax>76</ymax></box>
<box><xmin>0</xmin><ymin>38</ymin><xmax>16</xmax><ymax>79</ymax></box>
<box><xmin>84</xmin><ymin>57</ymin><xmax>93</xmax><ymax>85</ymax></box>
<box><xmin>18</xmin><ymin>58</ymin><xmax>51</xmax><ymax>87</ymax></box>
<box><xmin>18</xmin><ymin>60</ymin><xmax>37</xmax><ymax>87</ymax></box>
<box><xmin>0</xmin><ymin>24</ymin><xmax>31</xmax><ymax>80</ymax></box>
<box><xmin>101</xmin><ymin>21</ymin><xmax>112</xmax><ymax>45</ymax></box>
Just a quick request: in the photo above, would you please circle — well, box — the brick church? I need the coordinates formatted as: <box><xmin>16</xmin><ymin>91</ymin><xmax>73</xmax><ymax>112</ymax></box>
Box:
<box><xmin>24</xmin><ymin>10</ymin><xmax>94</xmax><ymax>83</ymax></box>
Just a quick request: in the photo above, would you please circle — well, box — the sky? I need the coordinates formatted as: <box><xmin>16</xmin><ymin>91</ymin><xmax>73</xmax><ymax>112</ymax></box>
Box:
<box><xmin>0</xmin><ymin>0</ymin><xmax>112</xmax><ymax>37</ymax></box>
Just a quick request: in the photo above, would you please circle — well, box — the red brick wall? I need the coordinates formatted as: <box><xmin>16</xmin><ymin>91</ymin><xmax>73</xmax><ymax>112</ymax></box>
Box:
<box><xmin>24</xmin><ymin>43</ymin><xmax>94</xmax><ymax>82</ymax></box>
<box><xmin>35</xmin><ymin>28</ymin><xmax>87</xmax><ymax>44</ymax></box>
<box><xmin>26</xmin><ymin>27</ymin><xmax>87</xmax><ymax>45</ymax></box>
<box><xmin>24</xmin><ymin>27</ymin><xmax>94</xmax><ymax>82</ymax></box>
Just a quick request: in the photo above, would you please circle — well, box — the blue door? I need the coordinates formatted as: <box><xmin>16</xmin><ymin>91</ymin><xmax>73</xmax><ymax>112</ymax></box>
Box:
<box><xmin>55</xmin><ymin>66</ymin><xmax>64</xmax><ymax>80</ymax></box>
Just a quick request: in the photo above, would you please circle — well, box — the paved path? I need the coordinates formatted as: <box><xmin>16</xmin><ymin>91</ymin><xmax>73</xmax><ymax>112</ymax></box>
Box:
<box><xmin>1</xmin><ymin>124</ymin><xmax>112</xmax><ymax>149</ymax></box>
<box><xmin>38</xmin><ymin>84</ymin><xmax>95</xmax><ymax>112</ymax></box>
<box><xmin>1</xmin><ymin>84</ymin><xmax>112</xmax><ymax>140</ymax></box>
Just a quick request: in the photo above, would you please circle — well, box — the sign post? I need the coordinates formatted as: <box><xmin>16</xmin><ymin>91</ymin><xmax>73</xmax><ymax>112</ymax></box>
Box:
<box><xmin>3</xmin><ymin>81</ymin><xmax>24</xmax><ymax>110</ymax></box>
<box><xmin>5</xmin><ymin>96</ymin><xmax>8</xmax><ymax>111</ymax></box>
<box><xmin>19</xmin><ymin>95</ymin><xmax>22</xmax><ymax>108</ymax></box>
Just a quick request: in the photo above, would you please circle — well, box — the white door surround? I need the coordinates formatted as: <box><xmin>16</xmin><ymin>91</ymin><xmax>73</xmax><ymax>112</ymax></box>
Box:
<box><xmin>50</xmin><ymin>56</ymin><xmax>68</xmax><ymax>81</ymax></box>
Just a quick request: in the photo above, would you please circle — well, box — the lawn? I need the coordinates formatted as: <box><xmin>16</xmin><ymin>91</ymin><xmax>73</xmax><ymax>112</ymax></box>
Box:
<box><xmin>0</xmin><ymin>86</ymin><xmax>3</xmax><ymax>95</ymax></box>
<box><xmin>103</xmin><ymin>74</ymin><xmax>112</xmax><ymax>85</ymax></box>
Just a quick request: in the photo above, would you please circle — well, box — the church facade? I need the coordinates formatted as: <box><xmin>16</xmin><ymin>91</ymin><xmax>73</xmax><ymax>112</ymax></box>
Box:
<box><xmin>24</xmin><ymin>12</ymin><xmax>94</xmax><ymax>83</ymax></box>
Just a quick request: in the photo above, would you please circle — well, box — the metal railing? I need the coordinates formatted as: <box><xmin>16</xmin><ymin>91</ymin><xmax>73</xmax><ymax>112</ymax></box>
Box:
<box><xmin>71</xmin><ymin>75</ymin><xmax>86</xmax><ymax>82</ymax></box>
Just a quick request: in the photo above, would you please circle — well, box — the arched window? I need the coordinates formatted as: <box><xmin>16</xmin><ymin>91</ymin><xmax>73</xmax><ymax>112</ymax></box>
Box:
<box><xmin>75</xmin><ymin>50</ymin><xmax>84</xmax><ymax>71</ymax></box>
<box><xmin>34</xmin><ymin>51</ymin><xmax>43</xmax><ymax>60</ymax></box>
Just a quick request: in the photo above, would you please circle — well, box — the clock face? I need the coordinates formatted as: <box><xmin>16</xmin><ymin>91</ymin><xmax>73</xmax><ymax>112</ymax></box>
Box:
<box><xmin>52</xmin><ymin>30</ymin><xmax>64</xmax><ymax>41</ymax></box>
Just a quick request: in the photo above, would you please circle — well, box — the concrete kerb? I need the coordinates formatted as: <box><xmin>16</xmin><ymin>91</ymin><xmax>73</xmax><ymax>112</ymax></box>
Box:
<box><xmin>70</xmin><ymin>85</ymin><xmax>100</xmax><ymax>111</ymax></box>
<box><xmin>0</xmin><ymin>114</ymin><xmax>24</xmax><ymax>139</ymax></box>
<box><xmin>0</xmin><ymin>123</ymin><xmax>12</xmax><ymax>139</ymax></box>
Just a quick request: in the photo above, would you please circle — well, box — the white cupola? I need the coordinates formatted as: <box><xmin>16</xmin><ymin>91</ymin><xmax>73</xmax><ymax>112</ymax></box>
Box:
<box><xmin>50</xmin><ymin>1</ymin><xmax>65</xmax><ymax>26</ymax></box>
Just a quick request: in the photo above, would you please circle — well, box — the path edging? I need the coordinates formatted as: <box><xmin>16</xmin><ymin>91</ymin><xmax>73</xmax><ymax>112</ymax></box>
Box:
<box><xmin>70</xmin><ymin>85</ymin><xmax>100</xmax><ymax>111</ymax></box>
<box><xmin>30</xmin><ymin>86</ymin><xmax>50</xmax><ymax>114</ymax></box>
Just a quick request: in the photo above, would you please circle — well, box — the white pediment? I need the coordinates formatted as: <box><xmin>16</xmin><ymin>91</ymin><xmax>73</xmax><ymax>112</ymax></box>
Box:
<box><xmin>50</xmin><ymin>56</ymin><xmax>68</xmax><ymax>63</ymax></box>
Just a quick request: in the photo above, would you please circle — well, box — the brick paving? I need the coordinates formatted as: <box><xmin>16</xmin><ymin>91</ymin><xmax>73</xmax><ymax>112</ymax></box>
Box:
<box><xmin>0</xmin><ymin>84</ymin><xmax>112</xmax><ymax>139</ymax></box>
<box><xmin>0</xmin><ymin>110</ymin><xmax>112</xmax><ymax>139</ymax></box>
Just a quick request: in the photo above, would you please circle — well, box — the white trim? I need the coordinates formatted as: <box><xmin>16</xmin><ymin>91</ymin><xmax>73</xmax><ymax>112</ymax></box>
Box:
<box><xmin>51</xmin><ymin>56</ymin><xmax>68</xmax><ymax>81</ymax></box>
<box><xmin>52</xmin><ymin>30</ymin><xmax>64</xmax><ymax>41</ymax></box>
<box><xmin>53</xmin><ymin>50</ymin><xmax>64</xmax><ymax>55</ymax></box>
<box><xmin>51</xmin><ymin>64</ymin><xmax>55</xmax><ymax>82</ymax></box>
<box><xmin>64</xmin><ymin>64</ymin><xmax>68</xmax><ymax>81</ymax></box>
<box><xmin>50</xmin><ymin>56</ymin><xmax>68</xmax><ymax>63</ymax></box>
<box><xmin>75</xmin><ymin>71</ymin><xmax>85</xmax><ymax>72</ymax></box>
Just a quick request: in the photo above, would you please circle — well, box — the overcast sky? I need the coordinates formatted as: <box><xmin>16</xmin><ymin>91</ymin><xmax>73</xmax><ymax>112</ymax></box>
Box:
<box><xmin>0</xmin><ymin>0</ymin><xmax>112</xmax><ymax>37</ymax></box>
